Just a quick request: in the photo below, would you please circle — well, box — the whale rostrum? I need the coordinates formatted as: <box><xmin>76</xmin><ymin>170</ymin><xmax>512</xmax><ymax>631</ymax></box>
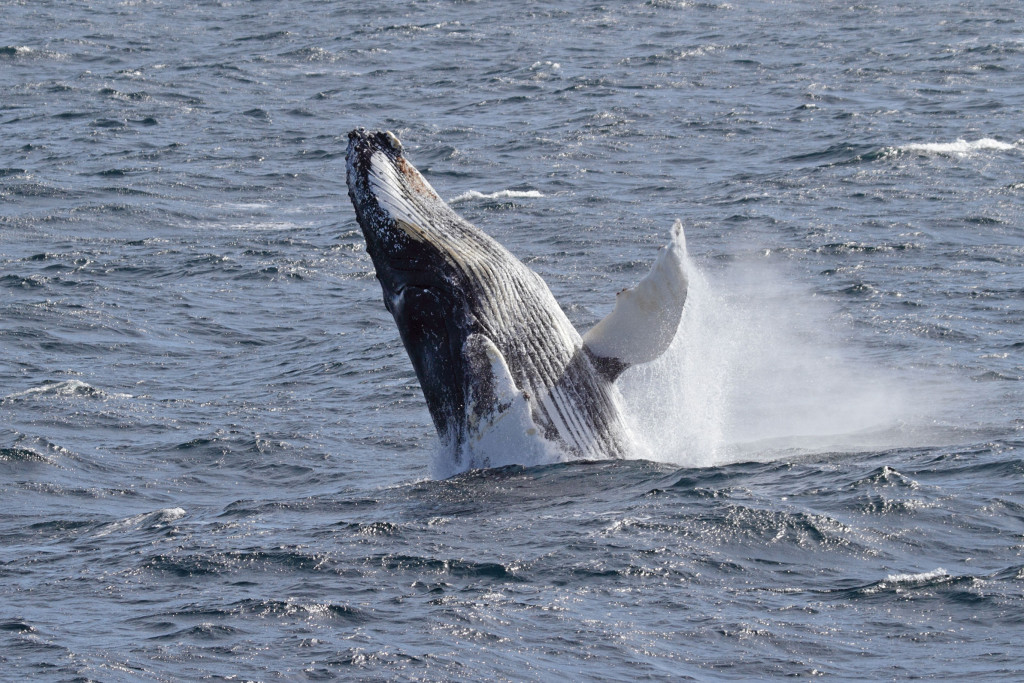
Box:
<box><xmin>346</xmin><ymin>128</ymin><xmax>689</xmax><ymax>467</ymax></box>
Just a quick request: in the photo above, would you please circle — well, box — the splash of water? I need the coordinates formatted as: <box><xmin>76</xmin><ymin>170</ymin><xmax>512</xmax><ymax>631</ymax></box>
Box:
<box><xmin>619</xmin><ymin>254</ymin><xmax>926</xmax><ymax>467</ymax></box>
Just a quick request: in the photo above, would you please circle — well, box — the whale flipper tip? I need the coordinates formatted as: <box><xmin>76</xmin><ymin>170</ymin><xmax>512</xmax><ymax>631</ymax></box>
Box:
<box><xmin>582</xmin><ymin>221</ymin><xmax>690</xmax><ymax>380</ymax></box>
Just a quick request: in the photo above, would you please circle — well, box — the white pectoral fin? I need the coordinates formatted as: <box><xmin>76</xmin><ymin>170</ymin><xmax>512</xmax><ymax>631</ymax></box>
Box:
<box><xmin>582</xmin><ymin>220</ymin><xmax>689</xmax><ymax>379</ymax></box>
<box><xmin>461</xmin><ymin>334</ymin><xmax>555</xmax><ymax>468</ymax></box>
<box><xmin>464</xmin><ymin>334</ymin><xmax>522</xmax><ymax>420</ymax></box>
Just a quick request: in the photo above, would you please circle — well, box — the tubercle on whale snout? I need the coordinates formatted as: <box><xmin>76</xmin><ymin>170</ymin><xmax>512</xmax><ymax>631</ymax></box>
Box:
<box><xmin>384</xmin><ymin>131</ymin><xmax>403</xmax><ymax>153</ymax></box>
<box><xmin>347</xmin><ymin>128</ymin><xmax>404</xmax><ymax>159</ymax></box>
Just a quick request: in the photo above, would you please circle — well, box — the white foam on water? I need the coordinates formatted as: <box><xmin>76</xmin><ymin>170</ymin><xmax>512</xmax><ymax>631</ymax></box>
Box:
<box><xmin>94</xmin><ymin>508</ymin><xmax>187</xmax><ymax>537</ymax></box>
<box><xmin>449</xmin><ymin>189</ymin><xmax>544</xmax><ymax>204</ymax></box>
<box><xmin>883</xmin><ymin>567</ymin><xmax>949</xmax><ymax>585</ymax></box>
<box><xmin>3</xmin><ymin>380</ymin><xmax>95</xmax><ymax>401</ymax></box>
<box><xmin>898</xmin><ymin>137</ymin><xmax>1020</xmax><ymax>155</ymax></box>
<box><xmin>1</xmin><ymin>379</ymin><xmax>134</xmax><ymax>402</ymax></box>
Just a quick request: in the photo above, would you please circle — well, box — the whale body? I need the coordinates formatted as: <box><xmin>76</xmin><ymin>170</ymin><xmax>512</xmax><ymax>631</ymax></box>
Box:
<box><xmin>346</xmin><ymin>129</ymin><xmax>689</xmax><ymax>469</ymax></box>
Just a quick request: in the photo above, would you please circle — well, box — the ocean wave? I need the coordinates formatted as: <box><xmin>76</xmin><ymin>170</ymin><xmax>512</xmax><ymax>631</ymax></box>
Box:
<box><xmin>799</xmin><ymin>138</ymin><xmax>1023</xmax><ymax>166</ymax></box>
<box><xmin>373</xmin><ymin>553</ymin><xmax>520</xmax><ymax>580</ymax></box>
<box><xmin>0</xmin><ymin>432</ymin><xmax>73</xmax><ymax>468</ymax></box>
<box><xmin>0</xmin><ymin>620</ymin><xmax>36</xmax><ymax>634</ymax></box>
<box><xmin>93</xmin><ymin>508</ymin><xmax>187</xmax><ymax>537</ymax></box>
<box><xmin>137</xmin><ymin>598</ymin><xmax>365</xmax><ymax>631</ymax></box>
<box><xmin>243</xmin><ymin>598</ymin><xmax>366</xmax><ymax>622</ymax></box>
<box><xmin>862</xmin><ymin>567</ymin><xmax>958</xmax><ymax>595</ymax></box>
<box><xmin>0</xmin><ymin>447</ymin><xmax>57</xmax><ymax>465</ymax></box>
<box><xmin>448</xmin><ymin>189</ymin><xmax>544</xmax><ymax>204</ymax></box>
<box><xmin>0</xmin><ymin>45</ymin><xmax>64</xmax><ymax>60</ymax></box>
<box><xmin>282</xmin><ymin>46</ymin><xmax>342</xmax><ymax>62</ymax></box>
<box><xmin>897</xmin><ymin>138</ymin><xmax>1020</xmax><ymax>155</ymax></box>
<box><xmin>823</xmin><ymin>568</ymin><xmax>964</xmax><ymax>599</ymax></box>
<box><xmin>1</xmin><ymin>379</ymin><xmax>131</xmax><ymax>403</ymax></box>
<box><xmin>146</xmin><ymin>622</ymin><xmax>242</xmax><ymax>642</ymax></box>
<box><xmin>883</xmin><ymin>567</ymin><xmax>950</xmax><ymax>585</ymax></box>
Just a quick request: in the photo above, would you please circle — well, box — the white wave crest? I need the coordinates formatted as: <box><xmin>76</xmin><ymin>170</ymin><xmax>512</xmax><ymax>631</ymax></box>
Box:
<box><xmin>94</xmin><ymin>507</ymin><xmax>187</xmax><ymax>537</ymax></box>
<box><xmin>900</xmin><ymin>138</ymin><xmax>1019</xmax><ymax>155</ymax></box>
<box><xmin>3</xmin><ymin>380</ymin><xmax>98</xmax><ymax>401</ymax></box>
<box><xmin>883</xmin><ymin>567</ymin><xmax>949</xmax><ymax>584</ymax></box>
<box><xmin>2</xmin><ymin>379</ymin><xmax>132</xmax><ymax>402</ymax></box>
<box><xmin>449</xmin><ymin>189</ymin><xmax>544</xmax><ymax>204</ymax></box>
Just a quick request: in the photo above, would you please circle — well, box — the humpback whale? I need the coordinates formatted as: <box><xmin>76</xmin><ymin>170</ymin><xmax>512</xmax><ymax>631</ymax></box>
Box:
<box><xmin>346</xmin><ymin>128</ymin><xmax>689</xmax><ymax>468</ymax></box>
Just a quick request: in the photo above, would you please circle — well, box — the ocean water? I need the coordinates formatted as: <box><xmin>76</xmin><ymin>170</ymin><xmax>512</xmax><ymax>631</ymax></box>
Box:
<box><xmin>2</xmin><ymin>0</ymin><xmax>1022</xmax><ymax>679</ymax></box>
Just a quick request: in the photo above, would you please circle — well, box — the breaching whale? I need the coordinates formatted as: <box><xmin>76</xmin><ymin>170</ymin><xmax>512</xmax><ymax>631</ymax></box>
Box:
<box><xmin>346</xmin><ymin>128</ymin><xmax>689</xmax><ymax>468</ymax></box>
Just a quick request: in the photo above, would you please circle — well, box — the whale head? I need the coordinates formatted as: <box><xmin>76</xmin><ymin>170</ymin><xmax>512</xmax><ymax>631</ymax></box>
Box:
<box><xmin>347</xmin><ymin>128</ymin><xmax>445</xmax><ymax>288</ymax></box>
<box><xmin>346</xmin><ymin>128</ymin><xmax>483</xmax><ymax>442</ymax></box>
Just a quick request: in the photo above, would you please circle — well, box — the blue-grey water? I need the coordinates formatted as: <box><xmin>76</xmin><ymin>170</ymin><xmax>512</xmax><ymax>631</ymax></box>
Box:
<box><xmin>2</xmin><ymin>0</ymin><xmax>1023</xmax><ymax>679</ymax></box>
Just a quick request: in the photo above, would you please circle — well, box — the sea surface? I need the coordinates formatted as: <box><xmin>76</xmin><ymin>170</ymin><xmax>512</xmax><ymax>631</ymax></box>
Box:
<box><xmin>2</xmin><ymin>0</ymin><xmax>1023</xmax><ymax>679</ymax></box>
